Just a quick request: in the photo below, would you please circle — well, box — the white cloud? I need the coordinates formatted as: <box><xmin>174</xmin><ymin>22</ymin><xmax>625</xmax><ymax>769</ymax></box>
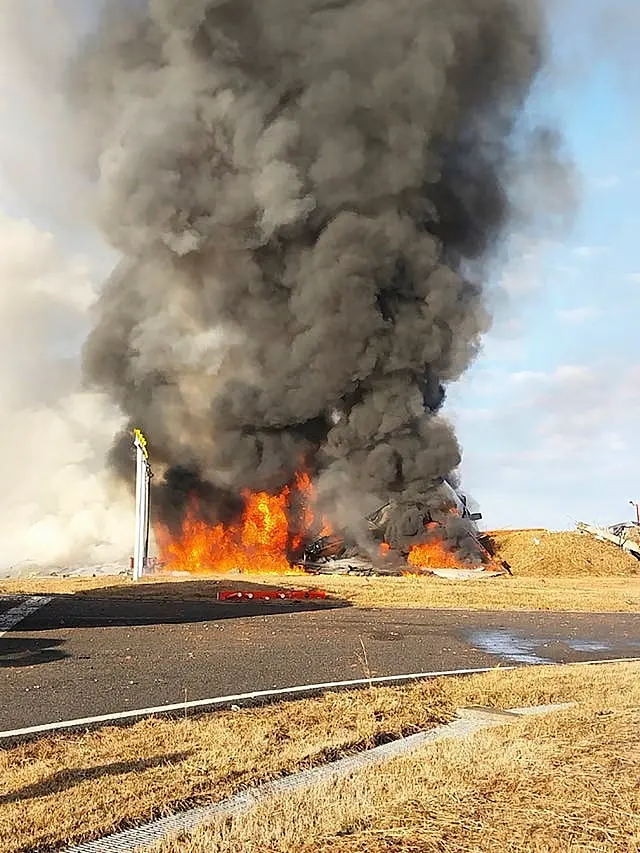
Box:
<box><xmin>571</xmin><ymin>245</ymin><xmax>607</xmax><ymax>259</ymax></box>
<box><xmin>589</xmin><ymin>174</ymin><xmax>620</xmax><ymax>190</ymax></box>
<box><xmin>555</xmin><ymin>305</ymin><xmax>598</xmax><ymax>324</ymax></box>
<box><xmin>497</xmin><ymin>236</ymin><xmax>546</xmax><ymax>296</ymax></box>
<box><xmin>508</xmin><ymin>370</ymin><xmax>548</xmax><ymax>385</ymax></box>
<box><xmin>455</xmin><ymin>360</ymin><xmax>640</xmax><ymax>527</ymax></box>
<box><xmin>480</xmin><ymin>334</ymin><xmax>527</xmax><ymax>364</ymax></box>
<box><xmin>552</xmin><ymin>364</ymin><xmax>594</xmax><ymax>382</ymax></box>
<box><xmin>554</xmin><ymin>264</ymin><xmax>578</xmax><ymax>278</ymax></box>
<box><xmin>0</xmin><ymin>5</ymin><xmax>93</xmax><ymax>225</ymax></box>
<box><xmin>501</xmin><ymin>364</ymin><xmax>640</xmax><ymax>464</ymax></box>
<box><xmin>451</xmin><ymin>407</ymin><xmax>495</xmax><ymax>425</ymax></box>
<box><xmin>624</xmin><ymin>273</ymin><xmax>640</xmax><ymax>284</ymax></box>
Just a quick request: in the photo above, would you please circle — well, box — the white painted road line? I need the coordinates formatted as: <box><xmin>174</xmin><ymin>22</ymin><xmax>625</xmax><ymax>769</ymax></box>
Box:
<box><xmin>0</xmin><ymin>666</ymin><xmax>507</xmax><ymax>740</ymax></box>
<box><xmin>0</xmin><ymin>596</ymin><xmax>53</xmax><ymax>638</ymax></box>
<box><xmin>1</xmin><ymin>656</ymin><xmax>639</xmax><ymax>742</ymax></box>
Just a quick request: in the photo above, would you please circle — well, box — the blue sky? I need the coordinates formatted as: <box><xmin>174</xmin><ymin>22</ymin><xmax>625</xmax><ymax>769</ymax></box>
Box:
<box><xmin>0</xmin><ymin>1</ymin><xmax>638</xmax><ymax>542</ymax></box>
<box><xmin>448</xmin><ymin>1</ymin><xmax>640</xmax><ymax>528</ymax></box>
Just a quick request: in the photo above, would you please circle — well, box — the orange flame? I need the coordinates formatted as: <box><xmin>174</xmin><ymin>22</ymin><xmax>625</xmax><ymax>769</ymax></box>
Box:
<box><xmin>406</xmin><ymin>540</ymin><xmax>466</xmax><ymax>572</ymax></box>
<box><xmin>155</xmin><ymin>479</ymin><xmax>485</xmax><ymax>578</ymax></box>
<box><xmin>405</xmin><ymin>518</ymin><xmax>469</xmax><ymax>574</ymax></box>
<box><xmin>155</xmin><ymin>471</ymin><xmax>332</xmax><ymax>575</ymax></box>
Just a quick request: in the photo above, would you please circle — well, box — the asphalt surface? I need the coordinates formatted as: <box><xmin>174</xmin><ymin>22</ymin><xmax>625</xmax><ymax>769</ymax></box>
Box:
<box><xmin>1</xmin><ymin>592</ymin><xmax>639</xmax><ymax>731</ymax></box>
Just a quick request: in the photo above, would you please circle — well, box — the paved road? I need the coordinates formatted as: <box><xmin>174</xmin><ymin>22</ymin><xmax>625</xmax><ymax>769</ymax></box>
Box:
<box><xmin>1</xmin><ymin>592</ymin><xmax>639</xmax><ymax>732</ymax></box>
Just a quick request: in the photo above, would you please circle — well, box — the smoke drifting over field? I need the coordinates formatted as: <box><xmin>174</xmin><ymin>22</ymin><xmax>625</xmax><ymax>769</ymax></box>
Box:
<box><xmin>0</xmin><ymin>215</ymin><xmax>132</xmax><ymax>571</ymax></box>
<box><xmin>77</xmin><ymin>0</ymin><xmax>558</xmax><ymax>550</ymax></box>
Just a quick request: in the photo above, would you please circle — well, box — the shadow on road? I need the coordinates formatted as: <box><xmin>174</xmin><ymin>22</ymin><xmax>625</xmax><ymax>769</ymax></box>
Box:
<box><xmin>0</xmin><ymin>636</ymin><xmax>70</xmax><ymax>669</ymax></box>
<box><xmin>8</xmin><ymin>579</ymin><xmax>350</xmax><ymax>633</ymax></box>
<box><xmin>0</xmin><ymin>751</ymin><xmax>192</xmax><ymax>805</ymax></box>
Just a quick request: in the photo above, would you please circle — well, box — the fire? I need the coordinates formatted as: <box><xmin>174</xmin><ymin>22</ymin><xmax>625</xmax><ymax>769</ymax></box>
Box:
<box><xmin>406</xmin><ymin>540</ymin><xmax>466</xmax><ymax>571</ymax></box>
<box><xmin>406</xmin><ymin>521</ymin><xmax>467</xmax><ymax>573</ymax></box>
<box><xmin>156</xmin><ymin>471</ymin><xmax>332</xmax><ymax>575</ymax></box>
<box><xmin>155</xmin><ymin>478</ymin><xmax>486</xmax><ymax>578</ymax></box>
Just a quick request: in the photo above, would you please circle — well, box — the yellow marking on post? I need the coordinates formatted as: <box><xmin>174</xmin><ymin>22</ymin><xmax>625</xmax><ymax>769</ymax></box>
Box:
<box><xmin>133</xmin><ymin>428</ymin><xmax>149</xmax><ymax>459</ymax></box>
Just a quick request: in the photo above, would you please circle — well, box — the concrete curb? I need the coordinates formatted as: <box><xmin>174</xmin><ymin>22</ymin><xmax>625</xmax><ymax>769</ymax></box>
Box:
<box><xmin>0</xmin><ymin>666</ymin><xmax>506</xmax><ymax>742</ymax></box>
<box><xmin>3</xmin><ymin>657</ymin><xmax>638</xmax><ymax>744</ymax></box>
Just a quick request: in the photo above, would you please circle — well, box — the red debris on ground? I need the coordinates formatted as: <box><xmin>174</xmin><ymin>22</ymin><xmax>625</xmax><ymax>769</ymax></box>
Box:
<box><xmin>218</xmin><ymin>588</ymin><xmax>327</xmax><ymax>601</ymax></box>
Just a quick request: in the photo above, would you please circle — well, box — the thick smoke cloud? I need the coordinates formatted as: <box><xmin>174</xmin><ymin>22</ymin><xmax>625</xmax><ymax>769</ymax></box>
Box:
<box><xmin>77</xmin><ymin>0</ymin><xmax>554</xmax><ymax>551</ymax></box>
<box><xmin>0</xmin><ymin>5</ymin><xmax>133</xmax><ymax>575</ymax></box>
<box><xmin>0</xmin><ymin>214</ymin><xmax>132</xmax><ymax>572</ymax></box>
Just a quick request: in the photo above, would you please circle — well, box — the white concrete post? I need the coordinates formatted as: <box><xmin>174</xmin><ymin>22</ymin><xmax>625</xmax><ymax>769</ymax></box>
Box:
<box><xmin>133</xmin><ymin>429</ymin><xmax>151</xmax><ymax>581</ymax></box>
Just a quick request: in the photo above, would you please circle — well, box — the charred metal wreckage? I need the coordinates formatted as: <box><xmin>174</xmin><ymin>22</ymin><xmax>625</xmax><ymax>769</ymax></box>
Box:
<box><xmin>298</xmin><ymin>481</ymin><xmax>506</xmax><ymax>577</ymax></box>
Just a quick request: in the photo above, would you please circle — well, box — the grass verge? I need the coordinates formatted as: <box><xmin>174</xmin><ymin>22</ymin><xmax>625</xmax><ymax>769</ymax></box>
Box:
<box><xmin>1</xmin><ymin>572</ymin><xmax>639</xmax><ymax>613</ymax></box>
<box><xmin>1</xmin><ymin>662</ymin><xmax>639</xmax><ymax>853</ymax></box>
<box><xmin>166</xmin><ymin>674</ymin><xmax>640</xmax><ymax>853</ymax></box>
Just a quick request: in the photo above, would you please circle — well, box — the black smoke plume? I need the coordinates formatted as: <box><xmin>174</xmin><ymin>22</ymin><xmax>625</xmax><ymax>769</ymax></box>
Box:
<box><xmin>76</xmin><ymin>0</ymin><xmax>556</xmax><ymax>553</ymax></box>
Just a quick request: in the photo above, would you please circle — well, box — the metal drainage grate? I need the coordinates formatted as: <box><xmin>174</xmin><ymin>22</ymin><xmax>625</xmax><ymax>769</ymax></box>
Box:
<box><xmin>61</xmin><ymin>706</ymin><xmax>572</xmax><ymax>853</ymax></box>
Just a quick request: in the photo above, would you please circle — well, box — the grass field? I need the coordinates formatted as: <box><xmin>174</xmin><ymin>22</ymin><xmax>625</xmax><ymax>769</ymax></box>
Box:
<box><xmin>159</xmin><ymin>664</ymin><xmax>640</xmax><ymax>853</ymax></box>
<box><xmin>1</xmin><ymin>571</ymin><xmax>639</xmax><ymax>613</ymax></box>
<box><xmin>1</xmin><ymin>662</ymin><xmax>638</xmax><ymax>853</ymax></box>
<box><xmin>2</xmin><ymin>529</ymin><xmax>638</xmax><ymax>612</ymax></box>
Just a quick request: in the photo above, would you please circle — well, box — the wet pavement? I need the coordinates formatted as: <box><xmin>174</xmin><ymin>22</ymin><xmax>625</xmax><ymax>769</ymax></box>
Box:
<box><xmin>466</xmin><ymin>626</ymin><xmax>640</xmax><ymax>664</ymax></box>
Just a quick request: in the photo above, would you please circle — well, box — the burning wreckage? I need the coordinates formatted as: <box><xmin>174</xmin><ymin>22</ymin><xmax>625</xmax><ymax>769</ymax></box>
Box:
<box><xmin>78</xmin><ymin>1</ymin><xmax>558</xmax><ymax>583</ymax></box>
<box><xmin>299</xmin><ymin>482</ymin><xmax>497</xmax><ymax>576</ymax></box>
<box><xmin>147</xmin><ymin>461</ymin><xmax>506</xmax><ymax>579</ymax></box>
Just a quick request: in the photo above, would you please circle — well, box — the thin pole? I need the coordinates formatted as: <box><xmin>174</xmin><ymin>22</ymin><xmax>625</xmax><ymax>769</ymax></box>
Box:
<box><xmin>133</xmin><ymin>443</ymin><xmax>145</xmax><ymax>581</ymax></box>
<box><xmin>631</xmin><ymin>501</ymin><xmax>640</xmax><ymax>525</ymax></box>
<box><xmin>133</xmin><ymin>429</ymin><xmax>151</xmax><ymax>582</ymax></box>
<box><xmin>144</xmin><ymin>461</ymin><xmax>151</xmax><ymax>563</ymax></box>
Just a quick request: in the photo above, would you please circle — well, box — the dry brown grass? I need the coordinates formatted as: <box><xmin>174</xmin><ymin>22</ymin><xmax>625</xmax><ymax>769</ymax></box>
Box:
<box><xmin>158</xmin><ymin>664</ymin><xmax>640</xmax><ymax>853</ymax></box>
<box><xmin>0</xmin><ymin>681</ymin><xmax>449</xmax><ymax>853</ymax></box>
<box><xmin>315</xmin><ymin>574</ymin><xmax>640</xmax><ymax>612</ymax></box>
<box><xmin>2</xmin><ymin>570</ymin><xmax>639</xmax><ymax>613</ymax></box>
<box><xmin>488</xmin><ymin>528</ymin><xmax>639</xmax><ymax>577</ymax></box>
<box><xmin>1</xmin><ymin>663</ymin><xmax>639</xmax><ymax>853</ymax></box>
<box><xmin>0</xmin><ymin>575</ymin><xmax>126</xmax><ymax>596</ymax></box>
<box><xmin>2</xmin><ymin>529</ymin><xmax>638</xmax><ymax>613</ymax></box>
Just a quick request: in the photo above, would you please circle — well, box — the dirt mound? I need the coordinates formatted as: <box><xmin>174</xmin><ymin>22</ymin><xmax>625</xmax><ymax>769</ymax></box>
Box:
<box><xmin>486</xmin><ymin>529</ymin><xmax>639</xmax><ymax>577</ymax></box>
